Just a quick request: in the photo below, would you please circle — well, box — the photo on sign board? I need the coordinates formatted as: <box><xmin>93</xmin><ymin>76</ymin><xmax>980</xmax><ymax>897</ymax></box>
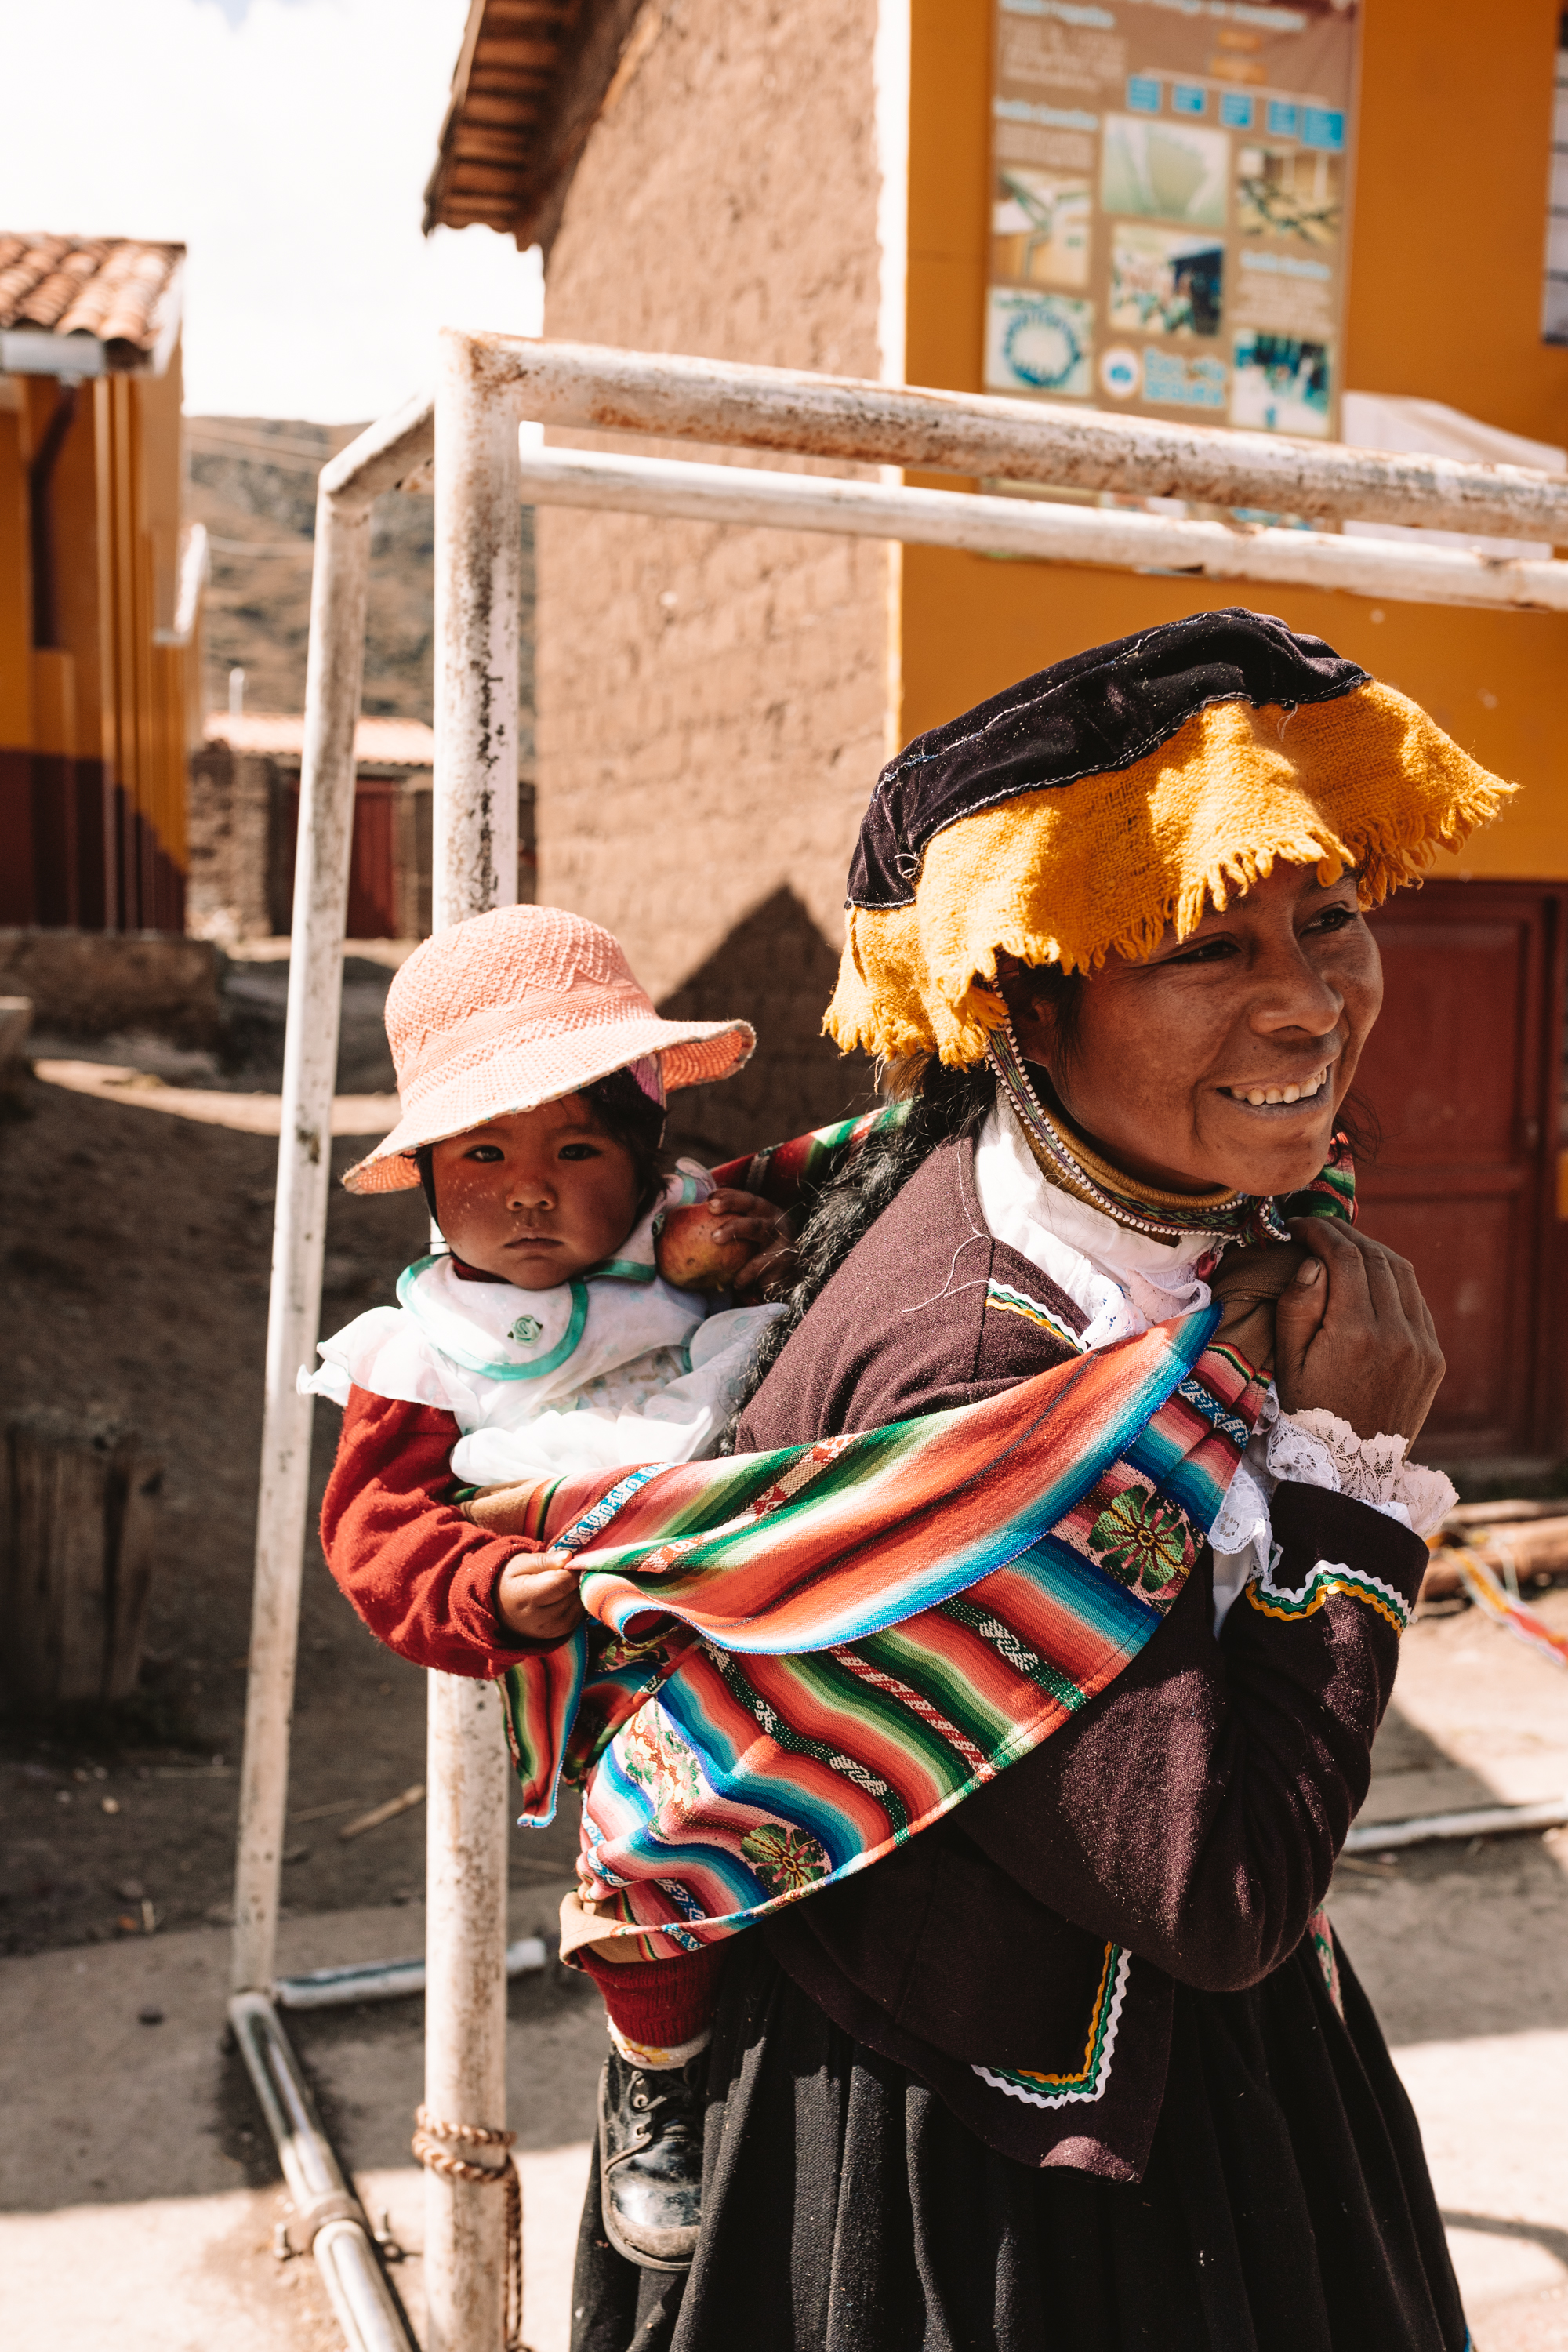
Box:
<box><xmin>1142</xmin><ymin>349</ymin><xmax>1227</xmax><ymax>412</ymax></box>
<box><xmin>1236</xmin><ymin>143</ymin><xmax>1342</xmax><ymax>245</ymax></box>
<box><xmin>985</xmin><ymin>289</ymin><xmax>1094</xmax><ymax>397</ymax></box>
<box><xmin>1109</xmin><ymin>225</ymin><xmax>1225</xmax><ymax>337</ymax></box>
<box><xmin>993</xmin><ymin>168</ymin><xmax>1093</xmax><ymax>290</ymax></box>
<box><xmin>1100</xmin><ymin>114</ymin><xmax>1229</xmax><ymax>229</ymax></box>
<box><xmin>1230</xmin><ymin>330</ymin><xmax>1331</xmax><ymax>435</ymax></box>
<box><xmin>1099</xmin><ymin>345</ymin><xmax>1142</xmax><ymax>399</ymax></box>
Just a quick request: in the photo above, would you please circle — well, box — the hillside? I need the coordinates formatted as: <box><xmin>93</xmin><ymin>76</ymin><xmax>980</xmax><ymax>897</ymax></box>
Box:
<box><xmin>185</xmin><ymin>416</ymin><xmax>535</xmax><ymax>764</ymax></box>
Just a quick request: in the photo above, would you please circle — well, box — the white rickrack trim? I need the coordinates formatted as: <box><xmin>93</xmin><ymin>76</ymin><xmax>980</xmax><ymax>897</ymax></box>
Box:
<box><xmin>1248</xmin><ymin>1543</ymin><xmax>1414</xmax><ymax>1634</ymax></box>
<box><xmin>971</xmin><ymin>1944</ymin><xmax>1131</xmax><ymax>2110</ymax></box>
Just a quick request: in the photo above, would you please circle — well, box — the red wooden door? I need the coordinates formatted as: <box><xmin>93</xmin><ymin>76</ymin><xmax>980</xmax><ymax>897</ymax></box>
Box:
<box><xmin>1352</xmin><ymin>882</ymin><xmax>1566</xmax><ymax>1462</ymax></box>
<box><xmin>347</xmin><ymin>779</ymin><xmax>399</xmax><ymax>939</ymax></box>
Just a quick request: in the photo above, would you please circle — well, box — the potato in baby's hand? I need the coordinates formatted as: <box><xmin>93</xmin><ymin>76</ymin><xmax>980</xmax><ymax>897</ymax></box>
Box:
<box><xmin>656</xmin><ymin>1187</ymin><xmax>787</xmax><ymax>1295</ymax></box>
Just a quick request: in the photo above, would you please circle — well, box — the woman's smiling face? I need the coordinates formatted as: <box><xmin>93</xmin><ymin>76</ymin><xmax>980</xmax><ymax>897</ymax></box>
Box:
<box><xmin>1009</xmin><ymin>862</ymin><xmax>1383</xmax><ymax>1200</ymax></box>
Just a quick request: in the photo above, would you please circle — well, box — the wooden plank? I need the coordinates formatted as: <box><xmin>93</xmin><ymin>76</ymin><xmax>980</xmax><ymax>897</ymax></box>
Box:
<box><xmin>474</xmin><ymin>35</ymin><xmax>564</xmax><ymax>68</ymax></box>
<box><xmin>0</xmin><ymin>1410</ymin><xmax>162</xmax><ymax>1705</ymax></box>
<box><xmin>462</xmin><ymin>89</ymin><xmax>549</xmax><ymax>123</ymax></box>
<box><xmin>104</xmin><ymin>1439</ymin><xmax>161</xmax><ymax>1702</ymax></box>
<box><xmin>452</xmin><ymin>159</ymin><xmax>533</xmax><ymax>189</ymax></box>
<box><xmin>452</xmin><ymin>127</ymin><xmax>535</xmax><ymax>163</ymax></box>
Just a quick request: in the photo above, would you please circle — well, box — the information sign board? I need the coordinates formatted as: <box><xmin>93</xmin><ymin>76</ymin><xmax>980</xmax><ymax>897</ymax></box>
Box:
<box><xmin>987</xmin><ymin>0</ymin><xmax>1359</xmax><ymax>440</ymax></box>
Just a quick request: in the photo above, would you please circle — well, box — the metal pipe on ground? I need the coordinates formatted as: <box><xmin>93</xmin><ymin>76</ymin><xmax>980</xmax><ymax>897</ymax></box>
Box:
<box><xmin>457</xmin><ymin>336</ymin><xmax>1568</xmax><ymax>543</ymax></box>
<box><xmin>421</xmin><ymin>325</ymin><xmax>524</xmax><ymax>2352</ymax></box>
<box><xmin>274</xmin><ymin>1935</ymin><xmax>549</xmax><ymax>2013</ymax></box>
<box><xmin>1343</xmin><ymin>1794</ymin><xmax>1568</xmax><ymax>1854</ymax></box>
<box><xmin>509</xmin><ymin>444</ymin><xmax>1568</xmax><ymax>612</ymax></box>
<box><xmin>230</xmin><ymin>1992</ymin><xmax>419</xmax><ymax>2352</ymax></box>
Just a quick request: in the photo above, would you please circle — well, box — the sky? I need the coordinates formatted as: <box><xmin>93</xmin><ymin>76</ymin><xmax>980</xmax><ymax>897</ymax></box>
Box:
<box><xmin>0</xmin><ymin>0</ymin><xmax>544</xmax><ymax>421</ymax></box>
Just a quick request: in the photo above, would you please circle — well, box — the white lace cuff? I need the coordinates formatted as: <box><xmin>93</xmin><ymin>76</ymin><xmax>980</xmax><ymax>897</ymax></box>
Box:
<box><xmin>1265</xmin><ymin>1409</ymin><xmax>1456</xmax><ymax>1541</ymax></box>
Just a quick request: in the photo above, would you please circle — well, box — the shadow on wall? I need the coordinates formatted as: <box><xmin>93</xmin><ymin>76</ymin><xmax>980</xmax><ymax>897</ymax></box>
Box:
<box><xmin>659</xmin><ymin>887</ymin><xmax>877</xmax><ymax>1163</ymax></box>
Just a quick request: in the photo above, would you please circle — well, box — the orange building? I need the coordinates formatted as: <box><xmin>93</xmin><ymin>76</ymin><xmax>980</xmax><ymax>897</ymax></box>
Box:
<box><xmin>426</xmin><ymin>1</ymin><xmax>1568</xmax><ymax>1468</ymax></box>
<box><xmin>0</xmin><ymin>235</ymin><xmax>204</xmax><ymax>935</ymax></box>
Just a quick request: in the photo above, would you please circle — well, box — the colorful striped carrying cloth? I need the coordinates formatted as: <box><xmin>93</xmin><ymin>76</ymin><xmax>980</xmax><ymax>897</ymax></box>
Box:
<box><xmin>500</xmin><ymin>1305</ymin><xmax>1272</xmax><ymax>1958</ymax></box>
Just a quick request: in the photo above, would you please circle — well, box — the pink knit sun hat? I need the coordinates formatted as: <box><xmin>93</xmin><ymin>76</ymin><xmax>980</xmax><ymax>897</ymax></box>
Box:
<box><xmin>342</xmin><ymin>906</ymin><xmax>755</xmax><ymax>1195</ymax></box>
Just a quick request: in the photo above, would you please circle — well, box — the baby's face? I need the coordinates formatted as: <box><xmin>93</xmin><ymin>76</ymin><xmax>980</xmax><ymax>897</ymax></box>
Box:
<box><xmin>430</xmin><ymin>1096</ymin><xmax>641</xmax><ymax>1289</ymax></box>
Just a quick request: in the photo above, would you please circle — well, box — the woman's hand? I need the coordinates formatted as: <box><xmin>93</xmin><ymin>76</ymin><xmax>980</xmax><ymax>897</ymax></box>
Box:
<box><xmin>1207</xmin><ymin>1238</ymin><xmax>1306</xmax><ymax>1379</ymax></box>
<box><xmin>1275</xmin><ymin>1218</ymin><xmax>1445</xmax><ymax>1440</ymax></box>
<box><xmin>495</xmin><ymin>1548</ymin><xmax>584</xmax><ymax>1643</ymax></box>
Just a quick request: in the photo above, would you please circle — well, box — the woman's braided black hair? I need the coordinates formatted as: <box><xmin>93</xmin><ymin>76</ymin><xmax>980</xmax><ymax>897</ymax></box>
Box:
<box><xmin>720</xmin><ymin>1056</ymin><xmax>997</xmax><ymax>1447</ymax></box>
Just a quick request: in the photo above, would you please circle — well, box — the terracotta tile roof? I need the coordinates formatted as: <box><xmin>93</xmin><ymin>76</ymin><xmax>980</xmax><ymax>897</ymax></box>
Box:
<box><xmin>423</xmin><ymin>0</ymin><xmax>648</xmax><ymax>249</ymax></box>
<box><xmin>0</xmin><ymin>235</ymin><xmax>185</xmax><ymax>372</ymax></box>
<box><xmin>205</xmin><ymin>713</ymin><xmax>437</xmax><ymax>768</ymax></box>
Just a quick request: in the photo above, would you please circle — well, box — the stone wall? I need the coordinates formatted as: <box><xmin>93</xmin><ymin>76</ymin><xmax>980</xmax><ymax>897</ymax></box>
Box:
<box><xmin>538</xmin><ymin>0</ymin><xmax>891</xmax><ymax>1156</ymax></box>
<box><xmin>185</xmin><ymin>742</ymin><xmax>278</xmax><ymax>945</ymax></box>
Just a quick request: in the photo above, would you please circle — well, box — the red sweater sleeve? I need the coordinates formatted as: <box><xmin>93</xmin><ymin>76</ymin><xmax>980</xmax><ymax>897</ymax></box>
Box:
<box><xmin>319</xmin><ymin>1386</ymin><xmax>544</xmax><ymax>1679</ymax></box>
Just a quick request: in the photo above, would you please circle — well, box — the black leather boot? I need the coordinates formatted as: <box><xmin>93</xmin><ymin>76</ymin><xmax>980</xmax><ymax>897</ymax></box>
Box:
<box><xmin>597</xmin><ymin>2045</ymin><xmax>706</xmax><ymax>2270</ymax></box>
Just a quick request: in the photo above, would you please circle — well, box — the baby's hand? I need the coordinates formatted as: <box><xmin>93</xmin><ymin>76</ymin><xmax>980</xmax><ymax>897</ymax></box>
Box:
<box><xmin>495</xmin><ymin>1548</ymin><xmax>583</xmax><ymax>1644</ymax></box>
<box><xmin>657</xmin><ymin>1189</ymin><xmax>795</xmax><ymax>1298</ymax></box>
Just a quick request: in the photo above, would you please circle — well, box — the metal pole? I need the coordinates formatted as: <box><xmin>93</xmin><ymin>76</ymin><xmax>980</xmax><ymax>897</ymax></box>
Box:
<box><xmin>507</xmin><ymin>443</ymin><xmax>1568</xmax><ymax>614</ymax></box>
<box><xmin>231</xmin><ymin>391</ymin><xmax>436</xmax><ymax>2002</ymax></box>
<box><xmin>230</xmin><ymin>464</ymin><xmax>372</xmax><ymax>1999</ymax></box>
<box><xmin>423</xmin><ymin>325</ymin><xmax>521</xmax><ymax>2352</ymax></box>
<box><xmin>466</xmin><ymin>335</ymin><xmax>1568</xmax><ymax>544</ymax></box>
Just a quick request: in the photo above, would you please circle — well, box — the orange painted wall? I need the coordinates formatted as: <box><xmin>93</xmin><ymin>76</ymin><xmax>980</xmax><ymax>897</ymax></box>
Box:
<box><xmin>0</xmin><ymin>390</ymin><xmax>31</xmax><ymax>745</ymax></box>
<box><xmin>904</xmin><ymin>0</ymin><xmax>1568</xmax><ymax>880</ymax></box>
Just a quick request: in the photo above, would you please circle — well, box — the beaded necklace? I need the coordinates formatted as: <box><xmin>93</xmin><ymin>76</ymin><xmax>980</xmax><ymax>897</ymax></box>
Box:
<box><xmin>985</xmin><ymin>1016</ymin><xmax>1296</xmax><ymax>1247</ymax></box>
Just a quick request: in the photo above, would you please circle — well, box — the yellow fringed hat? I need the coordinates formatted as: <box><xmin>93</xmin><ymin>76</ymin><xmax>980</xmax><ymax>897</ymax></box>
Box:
<box><xmin>826</xmin><ymin>608</ymin><xmax>1515</xmax><ymax>1068</ymax></box>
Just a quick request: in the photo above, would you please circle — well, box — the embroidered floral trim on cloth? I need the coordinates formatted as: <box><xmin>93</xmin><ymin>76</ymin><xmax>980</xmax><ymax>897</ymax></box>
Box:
<box><xmin>1267</xmin><ymin>1409</ymin><xmax>1456</xmax><ymax>1541</ymax></box>
<box><xmin>497</xmin><ymin>1311</ymin><xmax>1272</xmax><ymax>1959</ymax></box>
<box><xmin>971</xmin><ymin>1941</ymin><xmax>1131</xmax><ymax>2109</ymax></box>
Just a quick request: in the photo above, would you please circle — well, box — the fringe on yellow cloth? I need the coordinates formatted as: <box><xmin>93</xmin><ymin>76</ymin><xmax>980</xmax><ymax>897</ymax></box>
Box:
<box><xmin>826</xmin><ymin>681</ymin><xmax>1515</xmax><ymax>1067</ymax></box>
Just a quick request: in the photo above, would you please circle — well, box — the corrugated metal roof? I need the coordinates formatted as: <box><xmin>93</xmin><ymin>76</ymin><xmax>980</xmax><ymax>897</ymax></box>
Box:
<box><xmin>205</xmin><ymin>713</ymin><xmax>437</xmax><ymax>768</ymax></box>
<box><xmin>0</xmin><ymin>235</ymin><xmax>185</xmax><ymax>375</ymax></box>
<box><xmin>423</xmin><ymin>0</ymin><xmax>648</xmax><ymax>249</ymax></box>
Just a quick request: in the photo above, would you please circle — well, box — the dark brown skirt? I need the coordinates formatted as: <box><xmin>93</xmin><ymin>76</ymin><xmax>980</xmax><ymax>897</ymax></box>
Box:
<box><xmin>568</xmin><ymin>1927</ymin><xmax>1468</xmax><ymax>2352</ymax></box>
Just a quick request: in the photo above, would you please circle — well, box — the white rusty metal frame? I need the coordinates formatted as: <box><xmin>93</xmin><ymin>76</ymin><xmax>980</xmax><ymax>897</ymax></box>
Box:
<box><xmin>419</xmin><ymin>327</ymin><xmax>524</xmax><ymax>2352</ymax></box>
<box><xmin>508</xmin><ymin>445</ymin><xmax>1568</xmax><ymax>612</ymax></box>
<box><xmin>232</xmin><ymin>335</ymin><xmax>1568</xmax><ymax>2352</ymax></box>
<box><xmin>227</xmin><ymin>387</ymin><xmax>437</xmax><ymax>2352</ymax></box>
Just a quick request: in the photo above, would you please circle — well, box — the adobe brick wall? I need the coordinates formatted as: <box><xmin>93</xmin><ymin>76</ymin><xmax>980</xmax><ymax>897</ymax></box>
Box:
<box><xmin>539</xmin><ymin>0</ymin><xmax>891</xmax><ymax>1157</ymax></box>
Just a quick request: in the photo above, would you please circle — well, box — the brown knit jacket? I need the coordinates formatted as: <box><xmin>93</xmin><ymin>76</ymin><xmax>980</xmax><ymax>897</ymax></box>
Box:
<box><xmin>737</xmin><ymin>1134</ymin><xmax>1428</xmax><ymax>2178</ymax></box>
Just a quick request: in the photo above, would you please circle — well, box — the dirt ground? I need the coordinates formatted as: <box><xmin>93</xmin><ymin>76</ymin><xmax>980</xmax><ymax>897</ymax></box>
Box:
<box><xmin>0</xmin><ymin>954</ymin><xmax>579</xmax><ymax>1960</ymax></box>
